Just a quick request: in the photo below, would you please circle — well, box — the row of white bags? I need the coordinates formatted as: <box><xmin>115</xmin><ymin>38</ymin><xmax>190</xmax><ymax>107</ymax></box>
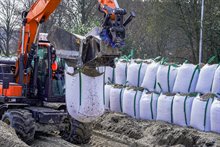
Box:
<box><xmin>102</xmin><ymin>61</ymin><xmax>220</xmax><ymax>96</ymax></box>
<box><xmin>105</xmin><ymin>85</ymin><xmax>220</xmax><ymax>133</ymax></box>
<box><xmin>156</xmin><ymin>94</ymin><xmax>218</xmax><ymax>133</ymax></box>
<box><xmin>103</xmin><ymin>61</ymin><xmax>179</xmax><ymax>92</ymax></box>
<box><xmin>105</xmin><ymin>85</ymin><xmax>142</xmax><ymax>118</ymax></box>
<box><xmin>143</xmin><ymin>63</ymin><xmax>220</xmax><ymax>95</ymax></box>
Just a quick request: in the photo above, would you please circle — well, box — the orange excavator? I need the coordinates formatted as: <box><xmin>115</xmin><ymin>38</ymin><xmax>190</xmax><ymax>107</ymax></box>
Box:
<box><xmin>0</xmin><ymin>0</ymin><xmax>134</xmax><ymax>145</ymax></box>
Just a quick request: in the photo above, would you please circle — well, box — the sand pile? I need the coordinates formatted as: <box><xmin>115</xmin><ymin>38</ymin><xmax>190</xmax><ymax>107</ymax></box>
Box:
<box><xmin>93</xmin><ymin>112</ymin><xmax>220</xmax><ymax>146</ymax></box>
<box><xmin>0</xmin><ymin>121</ymin><xmax>29</xmax><ymax>147</ymax></box>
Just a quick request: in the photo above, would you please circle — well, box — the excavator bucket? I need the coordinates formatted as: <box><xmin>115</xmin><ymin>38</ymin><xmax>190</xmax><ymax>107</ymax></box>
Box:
<box><xmin>47</xmin><ymin>26</ymin><xmax>120</xmax><ymax>68</ymax></box>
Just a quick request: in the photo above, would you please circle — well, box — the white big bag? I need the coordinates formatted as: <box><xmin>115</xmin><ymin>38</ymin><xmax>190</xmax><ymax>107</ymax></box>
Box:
<box><xmin>173</xmin><ymin>94</ymin><xmax>195</xmax><ymax>127</ymax></box>
<box><xmin>212</xmin><ymin>65</ymin><xmax>220</xmax><ymax>97</ymax></box>
<box><xmin>196</xmin><ymin>64</ymin><xmax>218</xmax><ymax>94</ymax></box>
<box><xmin>127</xmin><ymin>61</ymin><xmax>148</xmax><ymax>87</ymax></box>
<box><xmin>190</xmin><ymin>95</ymin><xmax>214</xmax><ymax>131</ymax></box>
<box><xmin>156</xmin><ymin>64</ymin><xmax>178</xmax><ymax>93</ymax></box>
<box><xmin>123</xmin><ymin>87</ymin><xmax>143</xmax><ymax>119</ymax></box>
<box><xmin>100</xmin><ymin>66</ymin><xmax>115</xmax><ymax>84</ymax></box>
<box><xmin>110</xmin><ymin>86</ymin><xmax>124</xmax><ymax>112</ymax></box>
<box><xmin>104</xmin><ymin>84</ymin><xmax>112</xmax><ymax>110</ymax></box>
<box><xmin>156</xmin><ymin>94</ymin><xmax>175</xmax><ymax>123</ymax></box>
<box><xmin>211</xmin><ymin>98</ymin><xmax>220</xmax><ymax>134</ymax></box>
<box><xmin>65</xmin><ymin>67</ymin><xmax>105</xmax><ymax>123</ymax></box>
<box><xmin>173</xmin><ymin>63</ymin><xmax>199</xmax><ymax>93</ymax></box>
<box><xmin>141</xmin><ymin>62</ymin><xmax>160</xmax><ymax>92</ymax></box>
<box><xmin>115</xmin><ymin>60</ymin><xmax>128</xmax><ymax>85</ymax></box>
<box><xmin>140</xmin><ymin>92</ymin><xmax>160</xmax><ymax>120</ymax></box>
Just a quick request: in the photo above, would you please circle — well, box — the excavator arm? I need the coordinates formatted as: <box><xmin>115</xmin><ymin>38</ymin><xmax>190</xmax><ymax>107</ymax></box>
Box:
<box><xmin>15</xmin><ymin>0</ymin><xmax>134</xmax><ymax>93</ymax></box>
<box><xmin>18</xmin><ymin>0</ymin><xmax>133</xmax><ymax>57</ymax></box>
<box><xmin>18</xmin><ymin>0</ymin><xmax>62</xmax><ymax>55</ymax></box>
<box><xmin>16</xmin><ymin>0</ymin><xmax>62</xmax><ymax>85</ymax></box>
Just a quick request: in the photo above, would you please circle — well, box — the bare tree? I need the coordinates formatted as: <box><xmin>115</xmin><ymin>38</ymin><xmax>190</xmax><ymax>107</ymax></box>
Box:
<box><xmin>78</xmin><ymin>0</ymin><xmax>97</xmax><ymax>24</ymax></box>
<box><xmin>42</xmin><ymin>0</ymin><xmax>98</xmax><ymax>34</ymax></box>
<box><xmin>4</xmin><ymin>0</ymin><xmax>219</xmax><ymax>63</ymax></box>
<box><xmin>0</xmin><ymin>0</ymin><xmax>20</xmax><ymax>56</ymax></box>
<box><xmin>20</xmin><ymin>0</ymin><xmax>35</xmax><ymax>9</ymax></box>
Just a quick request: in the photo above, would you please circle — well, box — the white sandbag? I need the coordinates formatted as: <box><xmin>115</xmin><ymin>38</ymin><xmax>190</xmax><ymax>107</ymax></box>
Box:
<box><xmin>98</xmin><ymin>66</ymin><xmax>115</xmax><ymax>84</ymax></box>
<box><xmin>211</xmin><ymin>99</ymin><xmax>220</xmax><ymax>133</ymax></box>
<box><xmin>123</xmin><ymin>88</ymin><xmax>143</xmax><ymax>119</ymax></box>
<box><xmin>190</xmin><ymin>96</ymin><xmax>214</xmax><ymax>131</ymax></box>
<box><xmin>141</xmin><ymin>62</ymin><xmax>160</xmax><ymax>92</ymax></box>
<box><xmin>212</xmin><ymin>65</ymin><xmax>220</xmax><ymax>97</ymax></box>
<box><xmin>156</xmin><ymin>64</ymin><xmax>178</xmax><ymax>93</ymax></box>
<box><xmin>196</xmin><ymin>64</ymin><xmax>218</xmax><ymax>94</ymax></box>
<box><xmin>97</xmin><ymin>66</ymin><xmax>105</xmax><ymax>73</ymax></box>
<box><xmin>65</xmin><ymin>69</ymin><xmax>105</xmax><ymax>123</ymax></box>
<box><xmin>173</xmin><ymin>64</ymin><xmax>199</xmax><ymax>93</ymax></box>
<box><xmin>65</xmin><ymin>64</ymin><xmax>74</xmax><ymax>74</ymax></box>
<box><xmin>105</xmin><ymin>66</ymin><xmax>115</xmax><ymax>84</ymax></box>
<box><xmin>115</xmin><ymin>60</ymin><xmax>128</xmax><ymax>85</ymax></box>
<box><xmin>140</xmin><ymin>92</ymin><xmax>159</xmax><ymax>120</ymax></box>
<box><xmin>173</xmin><ymin>94</ymin><xmax>195</xmax><ymax>127</ymax></box>
<box><xmin>104</xmin><ymin>84</ymin><xmax>112</xmax><ymax>110</ymax></box>
<box><xmin>126</xmin><ymin>62</ymin><xmax>140</xmax><ymax>86</ymax></box>
<box><xmin>110</xmin><ymin>86</ymin><xmax>124</xmax><ymax>112</ymax></box>
<box><xmin>127</xmin><ymin>62</ymin><xmax>148</xmax><ymax>87</ymax></box>
<box><xmin>156</xmin><ymin>94</ymin><xmax>175</xmax><ymax>123</ymax></box>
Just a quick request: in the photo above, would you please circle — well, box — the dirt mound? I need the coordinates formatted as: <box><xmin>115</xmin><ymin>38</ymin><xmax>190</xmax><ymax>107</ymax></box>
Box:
<box><xmin>143</xmin><ymin>121</ymin><xmax>218</xmax><ymax>146</ymax></box>
<box><xmin>31</xmin><ymin>134</ymin><xmax>78</xmax><ymax>147</ymax></box>
<box><xmin>0</xmin><ymin>121</ymin><xmax>28</xmax><ymax>147</ymax></box>
<box><xmin>94</xmin><ymin>112</ymin><xmax>144</xmax><ymax>140</ymax></box>
<box><xmin>93</xmin><ymin>112</ymin><xmax>220</xmax><ymax>146</ymax></box>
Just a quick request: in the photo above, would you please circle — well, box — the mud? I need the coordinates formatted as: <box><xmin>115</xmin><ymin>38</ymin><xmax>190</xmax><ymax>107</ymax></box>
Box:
<box><xmin>0</xmin><ymin>121</ymin><xmax>28</xmax><ymax>147</ymax></box>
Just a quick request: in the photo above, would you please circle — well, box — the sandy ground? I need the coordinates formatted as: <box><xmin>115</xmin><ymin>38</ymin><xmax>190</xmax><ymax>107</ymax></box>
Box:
<box><xmin>92</xmin><ymin>112</ymin><xmax>220</xmax><ymax>147</ymax></box>
<box><xmin>1</xmin><ymin>112</ymin><xmax>220</xmax><ymax>147</ymax></box>
<box><xmin>31</xmin><ymin>134</ymin><xmax>78</xmax><ymax>147</ymax></box>
<box><xmin>0</xmin><ymin>121</ymin><xmax>28</xmax><ymax>147</ymax></box>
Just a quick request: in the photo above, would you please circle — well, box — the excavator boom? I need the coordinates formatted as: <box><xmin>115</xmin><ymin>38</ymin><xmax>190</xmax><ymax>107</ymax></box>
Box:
<box><xmin>15</xmin><ymin>0</ymin><xmax>134</xmax><ymax>93</ymax></box>
<box><xmin>16</xmin><ymin>0</ymin><xmax>61</xmax><ymax>86</ymax></box>
<box><xmin>18</xmin><ymin>0</ymin><xmax>62</xmax><ymax>55</ymax></box>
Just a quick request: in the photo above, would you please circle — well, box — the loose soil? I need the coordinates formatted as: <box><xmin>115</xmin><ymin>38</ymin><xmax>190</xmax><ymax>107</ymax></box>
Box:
<box><xmin>0</xmin><ymin>121</ymin><xmax>28</xmax><ymax>147</ymax></box>
<box><xmin>92</xmin><ymin>112</ymin><xmax>220</xmax><ymax>147</ymax></box>
<box><xmin>1</xmin><ymin>112</ymin><xmax>220</xmax><ymax>147</ymax></box>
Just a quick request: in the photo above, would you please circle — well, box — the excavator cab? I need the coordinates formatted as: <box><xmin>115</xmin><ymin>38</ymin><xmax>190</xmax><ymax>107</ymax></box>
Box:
<box><xmin>35</xmin><ymin>36</ymin><xmax>65</xmax><ymax>102</ymax></box>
